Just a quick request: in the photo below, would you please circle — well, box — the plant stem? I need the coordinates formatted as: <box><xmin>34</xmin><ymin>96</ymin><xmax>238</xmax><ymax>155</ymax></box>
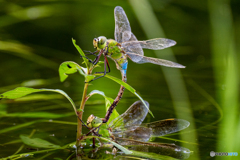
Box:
<box><xmin>76</xmin><ymin>82</ymin><xmax>89</xmax><ymax>147</ymax></box>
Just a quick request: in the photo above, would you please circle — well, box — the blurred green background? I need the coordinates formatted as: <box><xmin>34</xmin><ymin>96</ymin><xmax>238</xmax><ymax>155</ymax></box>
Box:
<box><xmin>0</xmin><ymin>0</ymin><xmax>239</xmax><ymax>159</ymax></box>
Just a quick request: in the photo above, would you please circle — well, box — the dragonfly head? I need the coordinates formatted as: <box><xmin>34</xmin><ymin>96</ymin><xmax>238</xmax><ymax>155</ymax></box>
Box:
<box><xmin>87</xmin><ymin>114</ymin><xmax>103</xmax><ymax>128</ymax></box>
<box><xmin>93</xmin><ymin>36</ymin><xmax>107</xmax><ymax>50</ymax></box>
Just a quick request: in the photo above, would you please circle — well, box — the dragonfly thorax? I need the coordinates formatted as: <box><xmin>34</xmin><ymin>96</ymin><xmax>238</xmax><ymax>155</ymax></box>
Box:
<box><xmin>93</xmin><ymin>36</ymin><xmax>107</xmax><ymax>50</ymax></box>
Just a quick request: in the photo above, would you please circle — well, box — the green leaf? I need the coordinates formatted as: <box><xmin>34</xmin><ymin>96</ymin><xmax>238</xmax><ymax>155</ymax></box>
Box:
<box><xmin>2</xmin><ymin>112</ymin><xmax>74</xmax><ymax>118</ymax></box>
<box><xmin>20</xmin><ymin>135</ymin><xmax>61</xmax><ymax>149</ymax></box>
<box><xmin>104</xmin><ymin>75</ymin><xmax>154</xmax><ymax>117</ymax></box>
<box><xmin>85</xmin><ymin>136</ymin><xmax>132</xmax><ymax>155</ymax></box>
<box><xmin>1</xmin><ymin>87</ymin><xmax>40</xmax><ymax>99</ymax></box>
<box><xmin>92</xmin><ymin>61</ymin><xmax>104</xmax><ymax>70</ymax></box>
<box><xmin>95</xmin><ymin>61</ymin><xmax>104</xmax><ymax>66</ymax></box>
<box><xmin>88</xmin><ymin>90</ymin><xmax>106</xmax><ymax>97</ymax></box>
<box><xmin>72</xmin><ymin>38</ymin><xmax>89</xmax><ymax>69</ymax></box>
<box><xmin>104</xmin><ymin>97</ymin><xmax>119</xmax><ymax>125</ymax></box>
<box><xmin>85</xmin><ymin>75</ymin><xmax>95</xmax><ymax>82</ymax></box>
<box><xmin>0</xmin><ymin>87</ymin><xmax>77</xmax><ymax>114</ymax></box>
<box><xmin>87</xmin><ymin>90</ymin><xmax>119</xmax><ymax>124</ymax></box>
<box><xmin>134</xmin><ymin>92</ymin><xmax>154</xmax><ymax>118</ymax></box>
<box><xmin>100</xmin><ymin>137</ymin><xmax>132</xmax><ymax>154</ymax></box>
<box><xmin>105</xmin><ymin>74</ymin><xmax>135</xmax><ymax>93</ymax></box>
<box><xmin>15</xmin><ymin>94</ymin><xmax>63</xmax><ymax>102</ymax></box>
<box><xmin>98</xmin><ymin>123</ymin><xmax>110</xmax><ymax>138</ymax></box>
<box><xmin>59</xmin><ymin>61</ymin><xmax>96</xmax><ymax>83</ymax></box>
<box><xmin>59</xmin><ymin>61</ymin><xmax>86</xmax><ymax>82</ymax></box>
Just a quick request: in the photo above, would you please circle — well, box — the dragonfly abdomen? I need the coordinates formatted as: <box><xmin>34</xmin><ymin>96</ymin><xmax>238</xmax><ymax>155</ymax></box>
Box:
<box><xmin>101</xmin><ymin>40</ymin><xmax>129</xmax><ymax>123</ymax></box>
<box><xmin>102</xmin><ymin>63</ymin><xmax>127</xmax><ymax>123</ymax></box>
<box><xmin>102</xmin><ymin>85</ymin><xmax>125</xmax><ymax>123</ymax></box>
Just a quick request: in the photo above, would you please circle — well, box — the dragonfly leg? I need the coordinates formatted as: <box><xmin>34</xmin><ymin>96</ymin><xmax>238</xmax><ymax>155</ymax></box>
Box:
<box><xmin>95</xmin><ymin>56</ymin><xmax>111</xmax><ymax>74</ymax></box>
<box><xmin>82</xmin><ymin>55</ymin><xmax>94</xmax><ymax>63</ymax></box>
<box><xmin>79</xmin><ymin>50</ymin><xmax>99</xmax><ymax>64</ymax></box>
<box><xmin>92</xmin><ymin>50</ymin><xmax>103</xmax><ymax>65</ymax></box>
<box><xmin>83</xmin><ymin>50</ymin><xmax>98</xmax><ymax>57</ymax></box>
<box><xmin>95</xmin><ymin>127</ymin><xmax>104</xmax><ymax>146</ymax></box>
<box><xmin>78</xmin><ymin>127</ymin><xmax>101</xmax><ymax>148</ymax></box>
<box><xmin>76</xmin><ymin>111</ymin><xmax>89</xmax><ymax>129</ymax></box>
<box><xmin>85</xmin><ymin>56</ymin><xmax>109</xmax><ymax>83</ymax></box>
<box><xmin>85</xmin><ymin>127</ymin><xmax>102</xmax><ymax>137</ymax></box>
<box><xmin>92</xmin><ymin>126</ymin><xmax>104</xmax><ymax>148</ymax></box>
<box><xmin>76</xmin><ymin>111</ymin><xmax>101</xmax><ymax>138</ymax></box>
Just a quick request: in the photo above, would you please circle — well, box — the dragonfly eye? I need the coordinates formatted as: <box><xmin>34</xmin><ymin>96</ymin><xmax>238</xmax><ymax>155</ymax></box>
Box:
<box><xmin>98</xmin><ymin>36</ymin><xmax>106</xmax><ymax>45</ymax></box>
<box><xmin>97</xmin><ymin>36</ymin><xmax>107</xmax><ymax>49</ymax></box>
<box><xmin>87</xmin><ymin>114</ymin><xmax>96</xmax><ymax>128</ymax></box>
<box><xmin>93</xmin><ymin>38</ymin><xmax>98</xmax><ymax>49</ymax></box>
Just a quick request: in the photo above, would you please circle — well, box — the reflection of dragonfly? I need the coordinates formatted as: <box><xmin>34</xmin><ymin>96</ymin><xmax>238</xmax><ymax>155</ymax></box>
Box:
<box><xmin>89</xmin><ymin>6</ymin><xmax>185</xmax><ymax>124</ymax></box>
<box><xmin>87</xmin><ymin>100</ymin><xmax>190</xmax><ymax>159</ymax></box>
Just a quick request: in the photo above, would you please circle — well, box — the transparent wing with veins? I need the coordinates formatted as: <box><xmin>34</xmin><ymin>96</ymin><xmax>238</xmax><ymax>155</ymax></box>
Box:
<box><xmin>140</xmin><ymin>118</ymin><xmax>190</xmax><ymax>137</ymax></box>
<box><xmin>114</xmin><ymin>6</ymin><xmax>144</xmax><ymax>58</ymax></box>
<box><xmin>109</xmin><ymin>100</ymin><xmax>149</xmax><ymax>130</ymax></box>
<box><xmin>127</xmin><ymin>52</ymin><xmax>185</xmax><ymax>68</ymax></box>
<box><xmin>122</xmin><ymin>38</ymin><xmax>179</xmax><ymax>65</ymax></box>
<box><xmin>114</xmin><ymin>6</ymin><xmax>180</xmax><ymax>65</ymax></box>
<box><xmin>114</xmin><ymin>118</ymin><xmax>190</xmax><ymax>143</ymax></box>
<box><xmin>114</xmin><ymin>6</ymin><xmax>130</xmax><ymax>43</ymax></box>
<box><xmin>109</xmin><ymin>101</ymin><xmax>190</xmax><ymax>142</ymax></box>
<box><xmin>122</xmin><ymin>38</ymin><xmax>176</xmax><ymax>52</ymax></box>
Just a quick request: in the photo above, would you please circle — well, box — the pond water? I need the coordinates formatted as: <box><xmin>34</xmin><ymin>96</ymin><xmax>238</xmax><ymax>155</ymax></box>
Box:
<box><xmin>0</xmin><ymin>1</ymin><xmax>239</xmax><ymax>160</ymax></box>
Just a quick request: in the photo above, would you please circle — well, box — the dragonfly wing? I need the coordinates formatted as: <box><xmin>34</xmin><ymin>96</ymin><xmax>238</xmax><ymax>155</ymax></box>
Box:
<box><xmin>113</xmin><ymin>119</ymin><xmax>189</xmax><ymax>143</ymax></box>
<box><xmin>109</xmin><ymin>100</ymin><xmax>149</xmax><ymax>129</ymax></box>
<box><xmin>114</xmin><ymin>6</ymin><xmax>144</xmax><ymax>56</ymax></box>
<box><xmin>113</xmin><ymin>126</ymin><xmax>152</xmax><ymax>142</ymax></box>
<box><xmin>127</xmin><ymin>52</ymin><xmax>185</xmax><ymax>68</ymax></box>
<box><xmin>115</xmin><ymin>139</ymin><xmax>191</xmax><ymax>159</ymax></box>
<box><xmin>122</xmin><ymin>38</ymin><xmax>176</xmax><ymax>50</ymax></box>
<box><xmin>114</xmin><ymin>6</ymin><xmax>131</xmax><ymax>43</ymax></box>
<box><xmin>121</xmin><ymin>34</ymin><xmax>144</xmax><ymax>58</ymax></box>
<box><xmin>142</xmin><ymin>119</ymin><xmax>190</xmax><ymax>137</ymax></box>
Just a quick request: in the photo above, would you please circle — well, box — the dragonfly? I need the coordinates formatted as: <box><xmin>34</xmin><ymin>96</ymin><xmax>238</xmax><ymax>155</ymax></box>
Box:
<box><xmin>86</xmin><ymin>100</ymin><xmax>191</xmax><ymax>159</ymax></box>
<box><xmin>88</xmin><ymin>6</ymin><xmax>185</xmax><ymax>124</ymax></box>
